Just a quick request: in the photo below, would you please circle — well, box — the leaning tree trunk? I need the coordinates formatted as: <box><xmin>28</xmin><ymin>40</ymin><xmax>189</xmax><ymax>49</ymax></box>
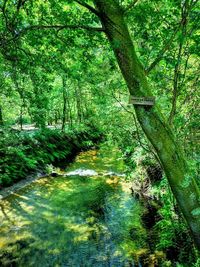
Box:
<box><xmin>93</xmin><ymin>0</ymin><xmax>200</xmax><ymax>249</ymax></box>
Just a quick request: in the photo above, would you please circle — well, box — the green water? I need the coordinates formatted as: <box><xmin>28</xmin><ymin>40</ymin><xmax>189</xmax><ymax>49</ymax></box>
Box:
<box><xmin>0</xmin><ymin>144</ymin><xmax>147</xmax><ymax>266</ymax></box>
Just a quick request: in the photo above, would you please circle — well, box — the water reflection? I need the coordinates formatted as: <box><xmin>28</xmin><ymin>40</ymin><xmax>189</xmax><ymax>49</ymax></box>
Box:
<box><xmin>0</xmin><ymin>144</ymin><xmax>146</xmax><ymax>266</ymax></box>
<box><xmin>65</xmin><ymin>169</ymin><xmax>98</xmax><ymax>176</ymax></box>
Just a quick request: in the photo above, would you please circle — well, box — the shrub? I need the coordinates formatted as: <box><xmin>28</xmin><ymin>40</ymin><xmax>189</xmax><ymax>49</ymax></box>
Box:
<box><xmin>0</xmin><ymin>126</ymin><xmax>103</xmax><ymax>187</ymax></box>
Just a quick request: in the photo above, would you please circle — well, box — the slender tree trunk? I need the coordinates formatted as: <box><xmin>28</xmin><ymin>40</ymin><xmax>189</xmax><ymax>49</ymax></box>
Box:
<box><xmin>19</xmin><ymin>105</ymin><xmax>23</xmax><ymax>130</ymax></box>
<box><xmin>93</xmin><ymin>0</ymin><xmax>200</xmax><ymax>249</ymax></box>
<box><xmin>168</xmin><ymin>46</ymin><xmax>181</xmax><ymax>125</ymax></box>
<box><xmin>169</xmin><ymin>0</ymin><xmax>188</xmax><ymax>125</ymax></box>
<box><xmin>66</xmin><ymin>90</ymin><xmax>73</xmax><ymax>128</ymax></box>
<box><xmin>75</xmin><ymin>82</ymin><xmax>83</xmax><ymax>123</ymax></box>
<box><xmin>54</xmin><ymin>110</ymin><xmax>58</xmax><ymax>125</ymax></box>
<box><xmin>0</xmin><ymin>106</ymin><xmax>3</xmax><ymax>126</ymax></box>
<box><xmin>62</xmin><ymin>76</ymin><xmax>67</xmax><ymax>131</ymax></box>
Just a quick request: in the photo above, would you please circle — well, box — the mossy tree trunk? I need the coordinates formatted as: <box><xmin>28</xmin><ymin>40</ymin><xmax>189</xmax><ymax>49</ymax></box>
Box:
<box><xmin>93</xmin><ymin>0</ymin><xmax>200</xmax><ymax>249</ymax></box>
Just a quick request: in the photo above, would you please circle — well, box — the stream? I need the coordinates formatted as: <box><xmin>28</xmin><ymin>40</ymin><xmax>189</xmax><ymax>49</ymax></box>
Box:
<box><xmin>0</xmin><ymin>144</ymin><xmax>147</xmax><ymax>266</ymax></box>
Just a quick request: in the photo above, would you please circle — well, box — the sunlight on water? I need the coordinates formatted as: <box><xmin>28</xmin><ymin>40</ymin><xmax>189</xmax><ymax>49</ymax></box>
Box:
<box><xmin>65</xmin><ymin>169</ymin><xmax>98</xmax><ymax>176</ymax></box>
<box><xmin>0</xmin><ymin>143</ymin><xmax>147</xmax><ymax>266</ymax></box>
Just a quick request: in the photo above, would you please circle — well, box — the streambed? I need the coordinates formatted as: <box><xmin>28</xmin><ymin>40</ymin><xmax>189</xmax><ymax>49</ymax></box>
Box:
<box><xmin>0</xmin><ymin>144</ymin><xmax>147</xmax><ymax>266</ymax></box>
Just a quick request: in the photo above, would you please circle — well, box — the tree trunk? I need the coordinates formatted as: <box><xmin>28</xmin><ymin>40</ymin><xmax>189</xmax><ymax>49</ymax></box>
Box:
<box><xmin>19</xmin><ymin>105</ymin><xmax>23</xmax><ymax>131</ymax></box>
<box><xmin>75</xmin><ymin>81</ymin><xmax>83</xmax><ymax>123</ymax></box>
<box><xmin>93</xmin><ymin>0</ymin><xmax>200</xmax><ymax>249</ymax></box>
<box><xmin>169</xmin><ymin>0</ymin><xmax>189</xmax><ymax>125</ymax></box>
<box><xmin>0</xmin><ymin>106</ymin><xmax>3</xmax><ymax>126</ymax></box>
<box><xmin>62</xmin><ymin>76</ymin><xmax>67</xmax><ymax>131</ymax></box>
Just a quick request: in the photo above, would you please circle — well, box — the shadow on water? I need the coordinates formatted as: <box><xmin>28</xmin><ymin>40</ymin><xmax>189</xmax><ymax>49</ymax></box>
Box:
<box><xmin>0</xmin><ymin>144</ymin><xmax>147</xmax><ymax>267</ymax></box>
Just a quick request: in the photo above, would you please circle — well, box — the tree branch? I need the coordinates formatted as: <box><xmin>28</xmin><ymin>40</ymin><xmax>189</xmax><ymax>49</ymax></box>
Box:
<box><xmin>20</xmin><ymin>24</ymin><xmax>104</xmax><ymax>34</ymax></box>
<box><xmin>168</xmin><ymin>0</ymin><xmax>189</xmax><ymax>125</ymax></box>
<box><xmin>123</xmin><ymin>0</ymin><xmax>139</xmax><ymax>14</ymax></box>
<box><xmin>145</xmin><ymin>13</ymin><xmax>190</xmax><ymax>75</ymax></box>
<box><xmin>17</xmin><ymin>0</ymin><xmax>28</xmax><ymax>11</ymax></box>
<box><xmin>74</xmin><ymin>0</ymin><xmax>100</xmax><ymax>17</ymax></box>
<box><xmin>1</xmin><ymin>0</ymin><xmax>8</xmax><ymax>12</ymax></box>
<box><xmin>145</xmin><ymin>24</ymin><xmax>183</xmax><ymax>75</ymax></box>
<box><xmin>0</xmin><ymin>24</ymin><xmax>104</xmax><ymax>46</ymax></box>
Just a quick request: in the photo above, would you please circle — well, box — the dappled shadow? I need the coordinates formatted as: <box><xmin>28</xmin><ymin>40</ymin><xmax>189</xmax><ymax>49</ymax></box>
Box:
<box><xmin>0</xmin><ymin>145</ymin><xmax>146</xmax><ymax>266</ymax></box>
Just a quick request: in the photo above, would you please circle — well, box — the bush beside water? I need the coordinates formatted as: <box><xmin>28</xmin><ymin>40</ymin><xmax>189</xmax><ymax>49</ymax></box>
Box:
<box><xmin>0</xmin><ymin>126</ymin><xmax>103</xmax><ymax>187</ymax></box>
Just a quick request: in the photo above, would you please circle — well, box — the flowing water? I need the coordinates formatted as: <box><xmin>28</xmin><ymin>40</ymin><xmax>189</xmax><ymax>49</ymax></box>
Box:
<box><xmin>0</xmin><ymin>144</ymin><xmax>147</xmax><ymax>267</ymax></box>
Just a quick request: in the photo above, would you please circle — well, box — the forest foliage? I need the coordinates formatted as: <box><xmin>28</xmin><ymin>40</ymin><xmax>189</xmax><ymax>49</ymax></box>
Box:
<box><xmin>0</xmin><ymin>0</ymin><xmax>199</xmax><ymax>264</ymax></box>
<box><xmin>0</xmin><ymin>125</ymin><xmax>102</xmax><ymax>187</ymax></box>
<box><xmin>0</xmin><ymin>0</ymin><xmax>199</xmax><ymax>155</ymax></box>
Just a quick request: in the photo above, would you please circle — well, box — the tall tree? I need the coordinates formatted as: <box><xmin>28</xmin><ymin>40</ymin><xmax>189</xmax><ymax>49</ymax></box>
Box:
<box><xmin>90</xmin><ymin>0</ymin><xmax>200</xmax><ymax>249</ymax></box>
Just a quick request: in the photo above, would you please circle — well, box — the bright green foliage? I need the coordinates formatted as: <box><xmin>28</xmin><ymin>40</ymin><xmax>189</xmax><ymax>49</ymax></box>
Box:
<box><xmin>0</xmin><ymin>0</ymin><xmax>199</xmax><ymax>264</ymax></box>
<box><xmin>153</xmin><ymin>177</ymin><xmax>197</xmax><ymax>265</ymax></box>
<box><xmin>0</xmin><ymin>125</ymin><xmax>102</xmax><ymax>187</ymax></box>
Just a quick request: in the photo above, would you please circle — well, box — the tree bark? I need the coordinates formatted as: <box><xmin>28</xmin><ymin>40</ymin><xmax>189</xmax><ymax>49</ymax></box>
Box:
<box><xmin>93</xmin><ymin>0</ymin><xmax>200</xmax><ymax>249</ymax></box>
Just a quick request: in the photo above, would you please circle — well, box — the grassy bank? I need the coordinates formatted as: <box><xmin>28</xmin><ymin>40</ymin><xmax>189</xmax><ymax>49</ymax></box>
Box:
<box><xmin>0</xmin><ymin>125</ymin><xmax>103</xmax><ymax>188</ymax></box>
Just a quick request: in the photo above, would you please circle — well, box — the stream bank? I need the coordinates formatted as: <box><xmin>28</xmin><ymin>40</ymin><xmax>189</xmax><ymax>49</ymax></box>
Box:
<box><xmin>1</xmin><ymin>144</ymin><xmax>197</xmax><ymax>266</ymax></box>
<box><xmin>0</xmin><ymin>126</ymin><xmax>102</xmax><ymax>188</ymax></box>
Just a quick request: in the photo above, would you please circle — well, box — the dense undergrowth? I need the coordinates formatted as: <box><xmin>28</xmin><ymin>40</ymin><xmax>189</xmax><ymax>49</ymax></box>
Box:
<box><xmin>0</xmin><ymin>125</ymin><xmax>103</xmax><ymax>188</ymax></box>
<box><xmin>121</xmin><ymin>146</ymin><xmax>200</xmax><ymax>266</ymax></box>
<box><xmin>110</xmin><ymin>124</ymin><xmax>199</xmax><ymax>265</ymax></box>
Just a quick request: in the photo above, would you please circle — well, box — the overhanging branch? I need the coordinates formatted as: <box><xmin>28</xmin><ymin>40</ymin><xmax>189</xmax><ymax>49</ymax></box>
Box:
<box><xmin>0</xmin><ymin>24</ymin><xmax>104</xmax><ymax>46</ymax></box>
<box><xmin>21</xmin><ymin>24</ymin><xmax>104</xmax><ymax>33</ymax></box>
<box><xmin>146</xmin><ymin>19</ymin><xmax>185</xmax><ymax>75</ymax></box>
<box><xmin>74</xmin><ymin>0</ymin><xmax>100</xmax><ymax>17</ymax></box>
